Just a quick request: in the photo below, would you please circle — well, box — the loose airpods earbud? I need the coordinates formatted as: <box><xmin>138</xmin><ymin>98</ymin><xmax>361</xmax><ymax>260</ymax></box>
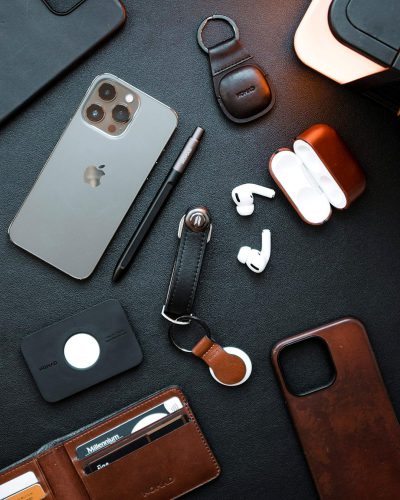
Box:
<box><xmin>231</xmin><ymin>184</ymin><xmax>275</xmax><ymax>216</ymax></box>
<box><xmin>238</xmin><ymin>229</ymin><xmax>271</xmax><ymax>274</ymax></box>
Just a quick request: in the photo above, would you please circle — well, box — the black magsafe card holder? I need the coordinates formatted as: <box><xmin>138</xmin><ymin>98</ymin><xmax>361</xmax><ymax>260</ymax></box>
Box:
<box><xmin>21</xmin><ymin>300</ymin><xmax>143</xmax><ymax>402</ymax></box>
<box><xmin>0</xmin><ymin>0</ymin><xmax>126</xmax><ymax>125</ymax></box>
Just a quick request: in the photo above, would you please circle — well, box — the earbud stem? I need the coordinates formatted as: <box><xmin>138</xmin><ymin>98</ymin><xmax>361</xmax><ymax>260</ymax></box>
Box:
<box><xmin>261</xmin><ymin>229</ymin><xmax>271</xmax><ymax>259</ymax></box>
<box><xmin>248</xmin><ymin>184</ymin><xmax>275</xmax><ymax>199</ymax></box>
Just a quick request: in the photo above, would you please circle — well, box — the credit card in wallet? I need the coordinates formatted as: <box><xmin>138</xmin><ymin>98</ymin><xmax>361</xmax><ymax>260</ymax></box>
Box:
<box><xmin>76</xmin><ymin>396</ymin><xmax>183</xmax><ymax>460</ymax></box>
<box><xmin>84</xmin><ymin>413</ymin><xmax>188</xmax><ymax>474</ymax></box>
<box><xmin>0</xmin><ymin>472</ymin><xmax>38</xmax><ymax>500</ymax></box>
<box><xmin>6</xmin><ymin>484</ymin><xmax>46</xmax><ymax>500</ymax></box>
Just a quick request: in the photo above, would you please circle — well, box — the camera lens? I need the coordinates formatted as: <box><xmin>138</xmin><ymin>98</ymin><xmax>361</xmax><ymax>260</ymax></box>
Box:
<box><xmin>86</xmin><ymin>104</ymin><xmax>104</xmax><ymax>123</ymax></box>
<box><xmin>98</xmin><ymin>83</ymin><xmax>116</xmax><ymax>102</ymax></box>
<box><xmin>112</xmin><ymin>104</ymin><xmax>130</xmax><ymax>123</ymax></box>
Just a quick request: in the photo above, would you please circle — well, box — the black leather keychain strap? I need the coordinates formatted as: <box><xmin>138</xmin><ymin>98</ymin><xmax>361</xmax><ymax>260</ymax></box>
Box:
<box><xmin>162</xmin><ymin>207</ymin><xmax>212</xmax><ymax>323</ymax></box>
<box><xmin>209</xmin><ymin>38</ymin><xmax>252</xmax><ymax>77</ymax></box>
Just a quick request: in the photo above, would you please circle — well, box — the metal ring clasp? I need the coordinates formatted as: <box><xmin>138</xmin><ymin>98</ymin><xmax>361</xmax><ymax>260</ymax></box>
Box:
<box><xmin>197</xmin><ymin>15</ymin><xmax>240</xmax><ymax>54</ymax></box>
<box><xmin>169</xmin><ymin>315</ymin><xmax>214</xmax><ymax>353</ymax></box>
<box><xmin>161</xmin><ymin>307</ymin><xmax>192</xmax><ymax>325</ymax></box>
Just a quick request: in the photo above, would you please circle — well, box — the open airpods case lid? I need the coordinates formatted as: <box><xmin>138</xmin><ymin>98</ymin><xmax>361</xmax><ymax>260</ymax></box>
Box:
<box><xmin>268</xmin><ymin>124</ymin><xmax>366</xmax><ymax>225</ymax></box>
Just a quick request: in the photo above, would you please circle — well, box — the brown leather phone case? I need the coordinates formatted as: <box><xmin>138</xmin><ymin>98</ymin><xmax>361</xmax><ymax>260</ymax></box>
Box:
<box><xmin>272</xmin><ymin>318</ymin><xmax>400</xmax><ymax>500</ymax></box>
<box><xmin>0</xmin><ymin>387</ymin><xmax>220</xmax><ymax>499</ymax></box>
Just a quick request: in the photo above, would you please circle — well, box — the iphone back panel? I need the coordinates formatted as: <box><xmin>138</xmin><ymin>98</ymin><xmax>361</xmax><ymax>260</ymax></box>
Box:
<box><xmin>9</xmin><ymin>74</ymin><xmax>178</xmax><ymax>279</ymax></box>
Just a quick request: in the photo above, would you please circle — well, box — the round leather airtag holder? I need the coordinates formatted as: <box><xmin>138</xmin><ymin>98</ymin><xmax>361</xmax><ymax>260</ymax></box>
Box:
<box><xmin>162</xmin><ymin>206</ymin><xmax>212</xmax><ymax>324</ymax></box>
<box><xmin>169</xmin><ymin>316</ymin><xmax>252</xmax><ymax>386</ymax></box>
<box><xmin>197</xmin><ymin>15</ymin><xmax>275</xmax><ymax>123</ymax></box>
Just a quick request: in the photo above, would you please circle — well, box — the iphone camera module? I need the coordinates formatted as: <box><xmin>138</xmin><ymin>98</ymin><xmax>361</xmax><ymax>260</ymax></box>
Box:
<box><xmin>83</xmin><ymin>79</ymin><xmax>140</xmax><ymax>136</ymax></box>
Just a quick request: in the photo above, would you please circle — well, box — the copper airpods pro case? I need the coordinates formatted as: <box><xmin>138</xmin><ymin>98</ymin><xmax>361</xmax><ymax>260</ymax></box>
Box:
<box><xmin>268</xmin><ymin>124</ymin><xmax>366</xmax><ymax>225</ymax></box>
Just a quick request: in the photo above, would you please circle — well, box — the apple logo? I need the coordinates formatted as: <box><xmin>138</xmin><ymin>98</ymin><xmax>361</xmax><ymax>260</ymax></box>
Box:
<box><xmin>84</xmin><ymin>164</ymin><xmax>105</xmax><ymax>188</ymax></box>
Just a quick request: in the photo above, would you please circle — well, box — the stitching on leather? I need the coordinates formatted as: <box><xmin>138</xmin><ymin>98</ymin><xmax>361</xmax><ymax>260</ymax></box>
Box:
<box><xmin>0</xmin><ymin>458</ymin><xmax>42</xmax><ymax>481</ymax></box>
<box><xmin>181</xmin><ymin>390</ymin><xmax>221</xmax><ymax>475</ymax></box>
<box><xmin>185</xmin><ymin>232</ymin><xmax>206</xmax><ymax>314</ymax></box>
<box><xmin>37</xmin><ymin>443</ymin><xmax>68</xmax><ymax>460</ymax></box>
<box><xmin>213</xmin><ymin>55</ymin><xmax>252</xmax><ymax>76</ymax></box>
<box><xmin>188</xmin><ymin>414</ymin><xmax>221</xmax><ymax>476</ymax></box>
<box><xmin>168</xmin><ymin>229</ymin><xmax>188</xmax><ymax>312</ymax></box>
<box><xmin>0</xmin><ymin>454</ymin><xmax>57</xmax><ymax>496</ymax></box>
<box><xmin>202</xmin><ymin>343</ymin><xmax>218</xmax><ymax>360</ymax></box>
<box><xmin>35</xmin><ymin>457</ymin><xmax>56</xmax><ymax>499</ymax></box>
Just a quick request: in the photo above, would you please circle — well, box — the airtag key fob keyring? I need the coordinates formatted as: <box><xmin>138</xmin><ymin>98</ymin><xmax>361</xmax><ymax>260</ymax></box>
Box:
<box><xmin>197</xmin><ymin>15</ymin><xmax>275</xmax><ymax>123</ymax></box>
<box><xmin>162</xmin><ymin>206</ymin><xmax>252</xmax><ymax>386</ymax></box>
<box><xmin>170</xmin><ymin>316</ymin><xmax>252</xmax><ymax>386</ymax></box>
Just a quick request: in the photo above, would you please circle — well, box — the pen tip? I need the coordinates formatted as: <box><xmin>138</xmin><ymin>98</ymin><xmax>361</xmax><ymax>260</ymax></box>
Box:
<box><xmin>193</xmin><ymin>127</ymin><xmax>204</xmax><ymax>141</ymax></box>
<box><xmin>112</xmin><ymin>267</ymin><xmax>123</xmax><ymax>282</ymax></box>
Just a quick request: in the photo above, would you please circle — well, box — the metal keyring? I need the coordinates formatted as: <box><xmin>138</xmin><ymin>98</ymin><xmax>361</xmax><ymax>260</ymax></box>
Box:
<box><xmin>197</xmin><ymin>15</ymin><xmax>240</xmax><ymax>54</ymax></box>
<box><xmin>169</xmin><ymin>315</ymin><xmax>215</xmax><ymax>353</ymax></box>
<box><xmin>161</xmin><ymin>306</ymin><xmax>192</xmax><ymax>325</ymax></box>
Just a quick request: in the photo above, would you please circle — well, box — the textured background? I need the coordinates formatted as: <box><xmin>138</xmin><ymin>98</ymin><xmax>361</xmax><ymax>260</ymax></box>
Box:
<box><xmin>1</xmin><ymin>1</ymin><xmax>400</xmax><ymax>498</ymax></box>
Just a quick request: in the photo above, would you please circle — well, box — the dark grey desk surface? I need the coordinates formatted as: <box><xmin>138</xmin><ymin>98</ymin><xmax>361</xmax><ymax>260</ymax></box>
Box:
<box><xmin>1</xmin><ymin>1</ymin><xmax>399</xmax><ymax>498</ymax></box>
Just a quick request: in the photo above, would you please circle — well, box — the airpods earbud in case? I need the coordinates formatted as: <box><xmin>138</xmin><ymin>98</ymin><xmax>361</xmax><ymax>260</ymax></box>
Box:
<box><xmin>269</xmin><ymin>124</ymin><xmax>366</xmax><ymax>225</ymax></box>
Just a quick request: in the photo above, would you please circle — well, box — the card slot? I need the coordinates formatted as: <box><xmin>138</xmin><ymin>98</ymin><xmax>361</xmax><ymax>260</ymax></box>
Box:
<box><xmin>80</xmin><ymin>407</ymin><xmax>190</xmax><ymax>467</ymax></box>
<box><xmin>76</xmin><ymin>420</ymin><xmax>220</xmax><ymax>500</ymax></box>
<box><xmin>83</xmin><ymin>412</ymin><xmax>190</xmax><ymax>475</ymax></box>
<box><xmin>0</xmin><ymin>459</ymin><xmax>54</xmax><ymax>500</ymax></box>
<box><xmin>63</xmin><ymin>387</ymin><xmax>187</xmax><ymax>462</ymax></box>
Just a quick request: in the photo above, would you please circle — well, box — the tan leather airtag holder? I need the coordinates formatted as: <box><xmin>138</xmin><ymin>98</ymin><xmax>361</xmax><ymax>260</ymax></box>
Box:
<box><xmin>169</xmin><ymin>316</ymin><xmax>252</xmax><ymax>386</ymax></box>
<box><xmin>192</xmin><ymin>336</ymin><xmax>247</xmax><ymax>385</ymax></box>
<box><xmin>197</xmin><ymin>15</ymin><xmax>275</xmax><ymax>123</ymax></box>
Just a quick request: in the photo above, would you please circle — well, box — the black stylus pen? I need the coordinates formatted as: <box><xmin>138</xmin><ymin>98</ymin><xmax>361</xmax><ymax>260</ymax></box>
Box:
<box><xmin>112</xmin><ymin>126</ymin><xmax>205</xmax><ymax>282</ymax></box>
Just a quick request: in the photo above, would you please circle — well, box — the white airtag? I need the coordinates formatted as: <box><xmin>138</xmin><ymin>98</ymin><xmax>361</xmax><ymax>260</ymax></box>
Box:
<box><xmin>64</xmin><ymin>333</ymin><xmax>100</xmax><ymax>370</ymax></box>
<box><xmin>132</xmin><ymin>413</ymin><xmax>167</xmax><ymax>433</ymax></box>
<box><xmin>209</xmin><ymin>346</ymin><xmax>252</xmax><ymax>386</ymax></box>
